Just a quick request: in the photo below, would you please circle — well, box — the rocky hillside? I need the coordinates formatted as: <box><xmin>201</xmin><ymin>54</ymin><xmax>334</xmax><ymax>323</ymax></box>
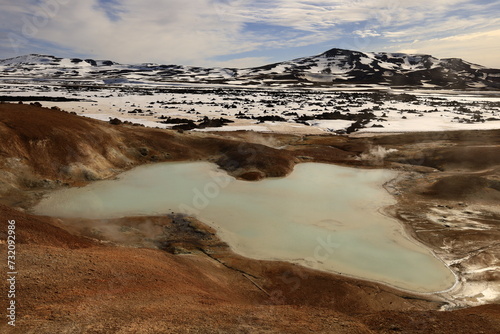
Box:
<box><xmin>0</xmin><ymin>102</ymin><xmax>298</xmax><ymax>206</ymax></box>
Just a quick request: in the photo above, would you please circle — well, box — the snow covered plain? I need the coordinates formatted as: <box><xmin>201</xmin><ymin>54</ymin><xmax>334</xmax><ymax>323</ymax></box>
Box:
<box><xmin>1</xmin><ymin>79</ymin><xmax>500</xmax><ymax>134</ymax></box>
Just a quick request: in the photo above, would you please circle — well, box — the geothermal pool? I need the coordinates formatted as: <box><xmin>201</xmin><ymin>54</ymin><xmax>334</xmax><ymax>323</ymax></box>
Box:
<box><xmin>33</xmin><ymin>162</ymin><xmax>456</xmax><ymax>292</ymax></box>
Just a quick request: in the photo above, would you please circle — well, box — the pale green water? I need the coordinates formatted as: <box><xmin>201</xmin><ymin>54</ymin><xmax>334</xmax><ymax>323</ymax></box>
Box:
<box><xmin>33</xmin><ymin>162</ymin><xmax>456</xmax><ymax>292</ymax></box>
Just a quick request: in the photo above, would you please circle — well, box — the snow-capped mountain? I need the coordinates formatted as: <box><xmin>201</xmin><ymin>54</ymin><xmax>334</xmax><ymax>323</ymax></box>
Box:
<box><xmin>1</xmin><ymin>48</ymin><xmax>499</xmax><ymax>89</ymax></box>
<box><xmin>0</xmin><ymin>54</ymin><xmax>118</xmax><ymax>67</ymax></box>
<box><xmin>241</xmin><ymin>48</ymin><xmax>500</xmax><ymax>89</ymax></box>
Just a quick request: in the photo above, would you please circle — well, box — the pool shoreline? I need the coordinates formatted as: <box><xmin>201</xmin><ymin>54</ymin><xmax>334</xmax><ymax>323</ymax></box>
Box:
<box><xmin>32</xmin><ymin>161</ymin><xmax>458</xmax><ymax>294</ymax></box>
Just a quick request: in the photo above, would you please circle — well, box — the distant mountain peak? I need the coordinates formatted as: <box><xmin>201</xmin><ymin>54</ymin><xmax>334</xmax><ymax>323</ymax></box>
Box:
<box><xmin>0</xmin><ymin>48</ymin><xmax>499</xmax><ymax>89</ymax></box>
<box><xmin>0</xmin><ymin>54</ymin><xmax>61</xmax><ymax>65</ymax></box>
<box><xmin>321</xmin><ymin>48</ymin><xmax>364</xmax><ymax>57</ymax></box>
<box><xmin>0</xmin><ymin>54</ymin><xmax>118</xmax><ymax>67</ymax></box>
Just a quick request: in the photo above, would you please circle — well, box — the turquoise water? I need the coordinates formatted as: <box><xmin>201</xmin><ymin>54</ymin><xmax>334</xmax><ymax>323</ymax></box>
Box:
<box><xmin>33</xmin><ymin>162</ymin><xmax>456</xmax><ymax>292</ymax></box>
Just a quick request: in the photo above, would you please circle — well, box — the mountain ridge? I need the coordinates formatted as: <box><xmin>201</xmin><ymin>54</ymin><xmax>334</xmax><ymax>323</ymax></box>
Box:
<box><xmin>1</xmin><ymin>48</ymin><xmax>499</xmax><ymax>89</ymax></box>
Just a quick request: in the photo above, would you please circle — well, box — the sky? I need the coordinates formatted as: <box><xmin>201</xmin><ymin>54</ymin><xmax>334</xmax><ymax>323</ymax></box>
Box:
<box><xmin>0</xmin><ymin>0</ymin><xmax>499</xmax><ymax>68</ymax></box>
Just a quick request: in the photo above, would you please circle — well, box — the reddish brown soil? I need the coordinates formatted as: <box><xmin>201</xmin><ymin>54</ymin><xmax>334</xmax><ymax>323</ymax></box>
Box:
<box><xmin>1</xmin><ymin>103</ymin><xmax>500</xmax><ymax>333</ymax></box>
<box><xmin>1</xmin><ymin>206</ymin><xmax>500</xmax><ymax>333</ymax></box>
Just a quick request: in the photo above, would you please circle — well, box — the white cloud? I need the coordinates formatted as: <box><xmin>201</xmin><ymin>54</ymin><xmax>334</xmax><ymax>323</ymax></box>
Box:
<box><xmin>210</xmin><ymin>56</ymin><xmax>272</xmax><ymax>68</ymax></box>
<box><xmin>353</xmin><ymin>29</ymin><xmax>381</xmax><ymax>38</ymax></box>
<box><xmin>0</xmin><ymin>0</ymin><xmax>255</xmax><ymax>65</ymax></box>
<box><xmin>383</xmin><ymin>14</ymin><xmax>500</xmax><ymax>42</ymax></box>
<box><xmin>234</xmin><ymin>0</ymin><xmax>475</xmax><ymax>33</ymax></box>
<box><xmin>392</xmin><ymin>29</ymin><xmax>500</xmax><ymax>68</ymax></box>
<box><xmin>39</xmin><ymin>0</ymin><xmax>254</xmax><ymax>65</ymax></box>
<box><xmin>0</xmin><ymin>0</ymin><xmax>499</xmax><ymax>68</ymax></box>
